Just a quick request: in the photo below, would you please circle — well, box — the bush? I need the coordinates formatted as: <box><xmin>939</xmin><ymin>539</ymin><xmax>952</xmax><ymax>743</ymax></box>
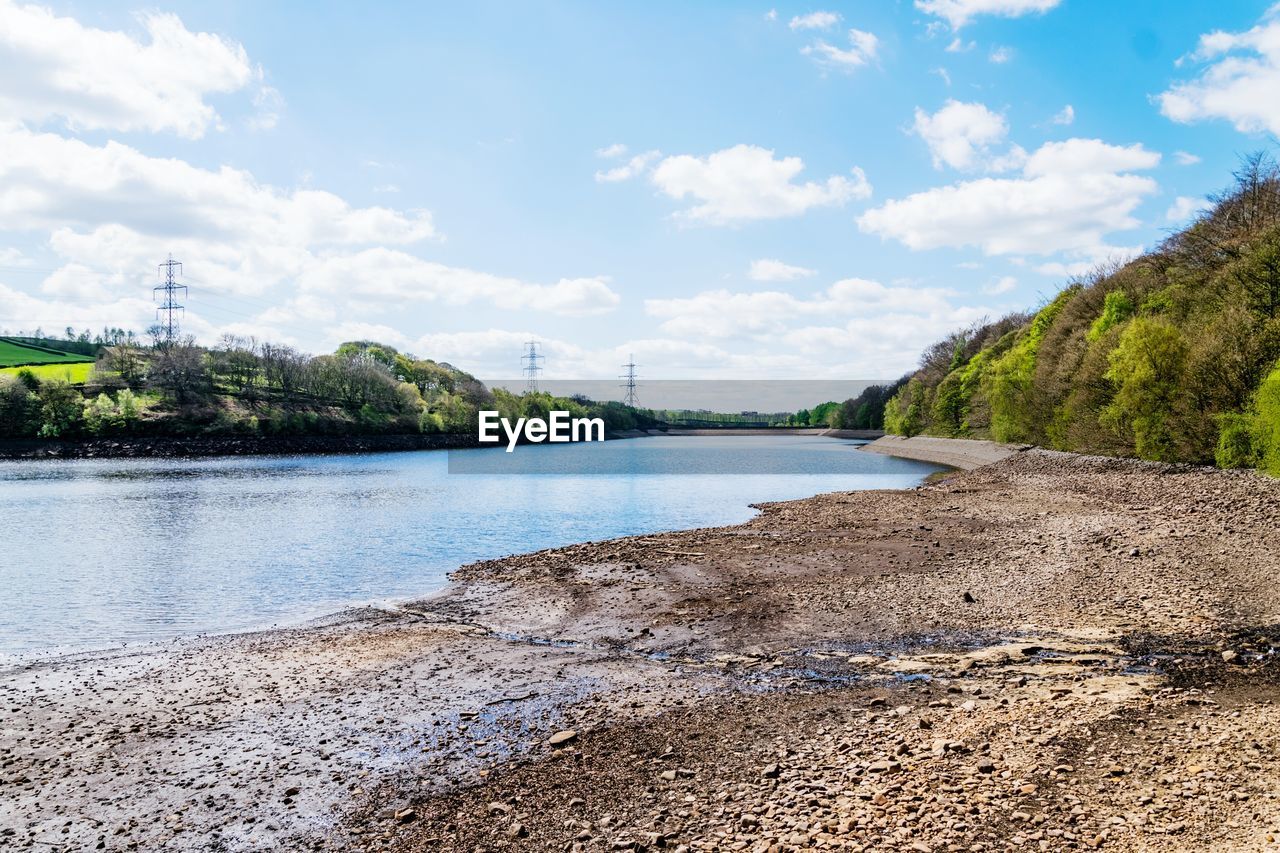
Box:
<box><xmin>1215</xmin><ymin>414</ymin><xmax>1258</xmax><ymax>469</ymax></box>
<box><xmin>37</xmin><ymin>379</ymin><xmax>82</xmax><ymax>438</ymax></box>
<box><xmin>1100</xmin><ymin>318</ymin><xmax>1189</xmax><ymax>462</ymax></box>
<box><xmin>0</xmin><ymin>375</ymin><xmax>37</xmax><ymax>436</ymax></box>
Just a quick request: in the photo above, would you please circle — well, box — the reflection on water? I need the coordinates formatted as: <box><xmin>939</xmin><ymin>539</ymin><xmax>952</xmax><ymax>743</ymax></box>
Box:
<box><xmin>0</xmin><ymin>435</ymin><xmax>939</xmax><ymax>658</ymax></box>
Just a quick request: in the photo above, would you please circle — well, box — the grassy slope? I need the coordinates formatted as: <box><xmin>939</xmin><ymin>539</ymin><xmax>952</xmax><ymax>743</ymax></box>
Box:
<box><xmin>0</xmin><ymin>338</ymin><xmax>94</xmax><ymax>367</ymax></box>
<box><xmin>0</xmin><ymin>362</ymin><xmax>95</xmax><ymax>383</ymax></box>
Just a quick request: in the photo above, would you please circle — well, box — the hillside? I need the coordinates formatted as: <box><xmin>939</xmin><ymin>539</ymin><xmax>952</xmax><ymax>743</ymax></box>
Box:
<box><xmin>0</xmin><ymin>337</ymin><xmax>95</xmax><ymax>368</ymax></box>
<box><xmin>883</xmin><ymin>152</ymin><xmax>1280</xmax><ymax>476</ymax></box>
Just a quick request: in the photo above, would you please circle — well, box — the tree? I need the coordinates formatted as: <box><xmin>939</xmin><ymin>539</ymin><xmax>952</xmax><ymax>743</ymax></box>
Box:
<box><xmin>37</xmin><ymin>379</ymin><xmax>82</xmax><ymax>438</ymax></box>
<box><xmin>1101</xmin><ymin>318</ymin><xmax>1189</xmax><ymax>461</ymax></box>
<box><xmin>148</xmin><ymin>337</ymin><xmax>210</xmax><ymax>403</ymax></box>
<box><xmin>0</xmin><ymin>375</ymin><xmax>36</xmax><ymax>436</ymax></box>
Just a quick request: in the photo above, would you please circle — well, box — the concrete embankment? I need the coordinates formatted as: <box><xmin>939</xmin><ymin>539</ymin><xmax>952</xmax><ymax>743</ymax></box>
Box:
<box><xmin>860</xmin><ymin>433</ymin><xmax>1025</xmax><ymax>469</ymax></box>
<box><xmin>655</xmin><ymin>427</ymin><xmax>884</xmax><ymax>438</ymax></box>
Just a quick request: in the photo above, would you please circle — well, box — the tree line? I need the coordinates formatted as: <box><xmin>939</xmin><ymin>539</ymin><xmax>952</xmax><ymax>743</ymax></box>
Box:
<box><xmin>0</xmin><ymin>336</ymin><xmax>649</xmax><ymax>440</ymax></box>
<box><xmin>879</xmin><ymin>151</ymin><xmax>1280</xmax><ymax>476</ymax></box>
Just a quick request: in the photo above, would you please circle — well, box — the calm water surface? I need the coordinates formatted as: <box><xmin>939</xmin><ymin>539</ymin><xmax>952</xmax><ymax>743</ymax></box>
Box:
<box><xmin>0</xmin><ymin>435</ymin><xmax>940</xmax><ymax>658</ymax></box>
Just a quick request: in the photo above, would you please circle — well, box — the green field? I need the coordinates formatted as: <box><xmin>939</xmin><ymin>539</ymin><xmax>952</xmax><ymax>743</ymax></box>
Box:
<box><xmin>0</xmin><ymin>362</ymin><xmax>95</xmax><ymax>383</ymax></box>
<box><xmin>0</xmin><ymin>337</ymin><xmax>95</xmax><ymax>368</ymax></box>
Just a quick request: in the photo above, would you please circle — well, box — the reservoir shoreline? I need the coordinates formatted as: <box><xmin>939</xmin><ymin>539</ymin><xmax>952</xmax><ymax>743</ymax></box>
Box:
<box><xmin>2</xmin><ymin>443</ymin><xmax>1279</xmax><ymax>851</ymax></box>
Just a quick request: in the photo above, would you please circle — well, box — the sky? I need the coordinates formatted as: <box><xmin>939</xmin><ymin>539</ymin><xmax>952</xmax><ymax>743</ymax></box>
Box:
<box><xmin>1</xmin><ymin>0</ymin><xmax>1278</xmax><ymax>380</ymax></box>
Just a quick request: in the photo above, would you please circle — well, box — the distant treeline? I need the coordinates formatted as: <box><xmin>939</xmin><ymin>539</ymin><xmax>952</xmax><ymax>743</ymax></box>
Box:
<box><xmin>879</xmin><ymin>151</ymin><xmax>1280</xmax><ymax>477</ymax></box>
<box><xmin>0</xmin><ymin>336</ymin><xmax>651</xmax><ymax>441</ymax></box>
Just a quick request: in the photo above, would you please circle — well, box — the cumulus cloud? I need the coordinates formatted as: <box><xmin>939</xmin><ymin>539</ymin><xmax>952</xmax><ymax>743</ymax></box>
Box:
<box><xmin>594</xmin><ymin>149</ymin><xmax>661</xmax><ymax>183</ymax></box>
<box><xmin>648</xmin><ymin>144</ymin><xmax>871</xmax><ymax>225</ymax></box>
<box><xmin>748</xmin><ymin>259</ymin><xmax>817</xmax><ymax>281</ymax></box>
<box><xmin>298</xmin><ymin>249</ymin><xmax>620</xmax><ymax>317</ymax></box>
<box><xmin>0</xmin><ymin>0</ymin><xmax>258</xmax><ymax>138</ymax></box>
<box><xmin>0</xmin><ymin>126</ymin><xmax>435</xmax><ymax>248</ymax></box>
<box><xmin>0</xmin><ymin>125</ymin><xmax>617</xmax><ymax>328</ymax></box>
<box><xmin>988</xmin><ymin>45</ymin><xmax>1014</xmax><ymax>64</ymax></box>
<box><xmin>644</xmin><ymin>278</ymin><xmax>997</xmax><ymax>375</ymax></box>
<box><xmin>858</xmin><ymin>138</ymin><xmax>1160</xmax><ymax>256</ymax></box>
<box><xmin>802</xmin><ymin>28</ymin><xmax>880</xmax><ymax>70</ymax></box>
<box><xmin>983</xmin><ymin>275</ymin><xmax>1017</xmax><ymax>294</ymax></box>
<box><xmin>1166</xmin><ymin>195</ymin><xmax>1206</xmax><ymax>223</ymax></box>
<box><xmin>1051</xmin><ymin>105</ymin><xmax>1075</xmax><ymax>126</ymax></box>
<box><xmin>916</xmin><ymin>0</ymin><xmax>1062</xmax><ymax>30</ymax></box>
<box><xmin>1157</xmin><ymin>7</ymin><xmax>1280</xmax><ymax>135</ymax></box>
<box><xmin>911</xmin><ymin>100</ymin><xmax>1013</xmax><ymax>171</ymax></box>
<box><xmin>789</xmin><ymin>11</ymin><xmax>840</xmax><ymax>30</ymax></box>
<box><xmin>1174</xmin><ymin>150</ymin><xmax>1202</xmax><ymax>166</ymax></box>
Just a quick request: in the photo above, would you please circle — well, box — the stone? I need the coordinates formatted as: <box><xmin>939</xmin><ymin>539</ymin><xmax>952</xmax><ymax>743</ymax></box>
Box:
<box><xmin>548</xmin><ymin>730</ymin><xmax>578</xmax><ymax>747</ymax></box>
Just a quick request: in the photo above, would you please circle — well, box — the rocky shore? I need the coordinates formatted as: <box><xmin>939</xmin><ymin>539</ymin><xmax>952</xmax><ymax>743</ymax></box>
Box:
<box><xmin>2</xmin><ymin>448</ymin><xmax>1278</xmax><ymax>851</ymax></box>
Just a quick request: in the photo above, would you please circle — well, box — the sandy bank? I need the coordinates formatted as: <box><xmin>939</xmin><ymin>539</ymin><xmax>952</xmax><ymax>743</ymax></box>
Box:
<box><xmin>860</xmin><ymin>433</ymin><xmax>1025</xmax><ymax>469</ymax></box>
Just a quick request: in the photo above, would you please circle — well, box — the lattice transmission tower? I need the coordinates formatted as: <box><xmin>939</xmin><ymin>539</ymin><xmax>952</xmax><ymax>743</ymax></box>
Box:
<box><xmin>152</xmin><ymin>255</ymin><xmax>187</xmax><ymax>345</ymax></box>
<box><xmin>522</xmin><ymin>340</ymin><xmax>544</xmax><ymax>391</ymax></box>
<box><xmin>620</xmin><ymin>354</ymin><xmax>640</xmax><ymax>408</ymax></box>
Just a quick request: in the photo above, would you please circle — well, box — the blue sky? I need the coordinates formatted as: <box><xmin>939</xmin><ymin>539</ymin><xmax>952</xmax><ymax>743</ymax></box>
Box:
<box><xmin>0</xmin><ymin>0</ymin><xmax>1277</xmax><ymax>379</ymax></box>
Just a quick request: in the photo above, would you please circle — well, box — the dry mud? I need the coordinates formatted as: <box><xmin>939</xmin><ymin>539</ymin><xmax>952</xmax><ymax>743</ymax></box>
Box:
<box><xmin>2</xmin><ymin>448</ymin><xmax>1279</xmax><ymax>851</ymax></box>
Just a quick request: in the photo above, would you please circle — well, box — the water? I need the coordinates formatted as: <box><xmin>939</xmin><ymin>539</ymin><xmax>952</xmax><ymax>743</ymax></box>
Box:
<box><xmin>0</xmin><ymin>435</ymin><xmax>940</xmax><ymax>658</ymax></box>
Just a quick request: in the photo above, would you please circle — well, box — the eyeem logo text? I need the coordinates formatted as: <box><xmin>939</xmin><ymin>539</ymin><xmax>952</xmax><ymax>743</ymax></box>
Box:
<box><xmin>478</xmin><ymin>410</ymin><xmax>606</xmax><ymax>452</ymax></box>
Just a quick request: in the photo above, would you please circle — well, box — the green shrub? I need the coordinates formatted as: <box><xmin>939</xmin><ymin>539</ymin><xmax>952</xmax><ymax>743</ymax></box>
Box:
<box><xmin>1087</xmin><ymin>290</ymin><xmax>1134</xmax><ymax>342</ymax></box>
<box><xmin>1100</xmin><ymin>318</ymin><xmax>1189</xmax><ymax>462</ymax></box>
<box><xmin>985</xmin><ymin>288</ymin><xmax>1078</xmax><ymax>443</ymax></box>
<box><xmin>1215</xmin><ymin>414</ymin><xmax>1259</xmax><ymax>469</ymax></box>
<box><xmin>0</xmin><ymin>375</ymin><xmax>37</xmax><ymax>436</ymax></box>
<box><xmin>37</xmin><ymin>379</ymin><xmax>82</xmax><ymax>438</ymax></box>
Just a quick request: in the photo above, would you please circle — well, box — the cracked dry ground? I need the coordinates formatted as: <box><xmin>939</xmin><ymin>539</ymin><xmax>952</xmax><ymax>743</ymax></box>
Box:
<box><xmin>4</xmin><ymin>450</ymin><xmax>1280</xmax><ymax>852</ymax></box>
<box><xmin>375</xmin><ymin>450</ymin><xmax>1280</xmax><ymax>853</ymax></box>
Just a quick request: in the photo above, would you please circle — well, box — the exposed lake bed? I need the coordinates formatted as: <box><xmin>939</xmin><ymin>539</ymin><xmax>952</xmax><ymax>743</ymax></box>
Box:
<box><xmin>3</xmin><ymin>443</ymin><xmax>1280</xmax><ymax>851</ymax></box>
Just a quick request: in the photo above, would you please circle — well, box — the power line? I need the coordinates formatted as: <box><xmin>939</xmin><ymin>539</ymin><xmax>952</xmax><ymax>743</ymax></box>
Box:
<box><xmin>620</xmin><ymin>354</ymin><xmax>639</xmax><ymax>407</ymax></box>
<box><xmin>152</xmin><ymin>255</ymin><xmax>186</xmax><ymax>345</ymax></box>
<box><xmin>522</xmin><ymin>340</ymin><xmax>543</xmax><ymax>392</ymax></box>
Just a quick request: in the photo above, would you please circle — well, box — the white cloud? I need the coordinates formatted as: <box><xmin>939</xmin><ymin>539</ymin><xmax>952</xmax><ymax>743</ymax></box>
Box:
<box><xmin>0</xmin><ymin>0</ymin><xmax>257</xmax><ymax>138</ymax></box>
<box><xmin>765</xmin><ymin>9</ymin><xmax>778</xmax><ymax>22</ymax></box>
<box><xmin>1173</xmin><ymin>150</ymin><xmax>1202</xmax><ymax>166</ymax></box>
<box><xmin>802</xmin><ymin>28</ymin><xmax>880</xmax><ymax>70</ymax></box>
<box><xmin>643</xmin><ymin>278</ymin><xmax>996</xmax><ymax>375</ymax></box>
<box><xmin>933</xmin><ymin>67</ymin><xmax>953</xmax><ymax>86</ymax></box>
<box><xmin>594</xmin><ymin>149</ymin><xmax>661</xmax><ymax>183</ymax></box>
<box><xmin>0</xmin><ymin>125</ymin><xmax>616</xmax><ymax>336</ymax></box>
<box><xmin>859</xmin><ymin>138</ymin><xmax>1161</xmax><ymax>256</ymax></box>
<box><xmin>0</xmin><ymin>126</ymin><xmax>436</xmax><ymax>248</ymax></box>
<box><xmin>595</xmin><ymin>143</ymin><xmax>628</xmax><ymax>159</ymax></box>
<box><xmin>298</xmin><ymin>249</ymin><xmax>620</xmax><ymax>317</ymax></box>
<box><xmin>789</xmin><ymin>11</ymin><xmax>840</xmax><ymax>30</ymax></box>
<box><xmin>988</xmin><ymin>45</ymin><xmax>1014</xmax><ymax>64</ymax></box>
<box><xmin>1165</xmin><ymin>195</ymin><xmax>1206</xmax><ymax>223</ymax></box>
<box><xmin>1158</xmin><ymin>7</ymin><xmax>1280</xmax><ymax>135</ymax></box>
<box><xmin>916</xmin><ymin>0</ymin><xmax>1062</xmax><ymax>30</ymax></box>
<box><xmin>983</xmin><ymin>275</ymin><xmax>1017</xmax><ymax>294</ymax></box>
<box><xmin>648</xmin><ymin>144</ymin><xmax>871</xmax><ymax>225</ymax></box>
<box><xmin>0</xmin><ymin>246</ymin><xmax>29</xmax><ymax>266</ymax></box>
<box><xmin>911</xmin><ymin>100</ymin><xmax>1012</xmax><ymax>171</ymax></box>
<box><xmin>1051</xmin><ymin>104</ymin><xmax>1075</xmax><ymax>125</ymax></box>
<box><xmin>945</xmin><ymin>38</ymin><xmax>975</xmax><ymax>53</ymax></box>
<box><xmin>748</xmin><ymin>259</ymin><xmax>817</xmax><ymax>281</ymax></box>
